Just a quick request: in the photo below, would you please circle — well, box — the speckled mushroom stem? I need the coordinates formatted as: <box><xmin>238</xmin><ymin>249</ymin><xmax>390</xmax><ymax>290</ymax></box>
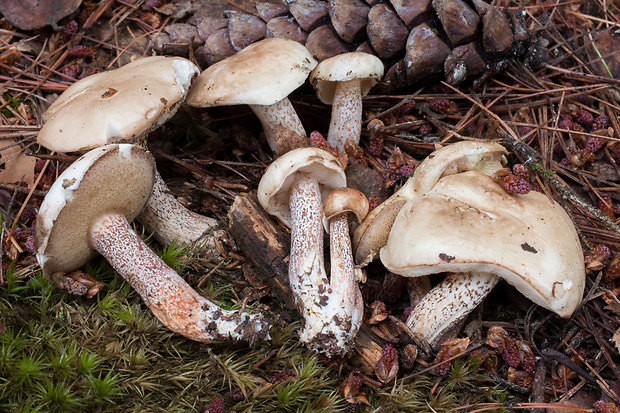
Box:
<box><xmin>327</xmin><ymin>79</ymin><xmax>362</xmax><ymax>152</ymax></box>
<box><xmin>90</xmin><ymin>213</ymin><xmax>271</xmax><ymax>344</ymax></box>
<box><xmin>326</xmin><ymin>213</ymin><xmax>363</xmax><ymax>341</ymax></box>
<box><xmin>288</xmin><ymin>176</ymin><xmax>327</xmax><ymax>313</ymax></box>
<box><xmin>250</xmin><ymin>99</ymin><xmax>307</xmax><ymax>154</ymax></box>
<box><xmin>406</xmin><ymin>272</ymin><xmax>499</xmax><ymax>349</ymax></box>
<box><xmin>137</xmin><ymin>171</ymin><xmax>225</xmax><ymax>258</ymax></box>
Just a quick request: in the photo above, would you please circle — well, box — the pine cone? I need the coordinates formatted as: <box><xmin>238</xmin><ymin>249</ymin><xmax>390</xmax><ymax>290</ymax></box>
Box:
<box><xmin>151</xmin><ymin>0</ymin><xmax>546</xmax><ymax>90</ymax></box>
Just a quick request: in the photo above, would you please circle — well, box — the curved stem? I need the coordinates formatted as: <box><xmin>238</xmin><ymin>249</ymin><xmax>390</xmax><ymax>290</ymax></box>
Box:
<box><xmin>137</xmin><ymin>171</ymin><xmax>225</xmax><ymax>258</ymax></box>
<box><xmin>406</xmin><ymin>272</ymin><xmax>499</xmax><ymax>350</ymax></box>
<box><xmin>250</xmin><ymin>98</ymin><xmax>308</xmax><ymax>155</ymax></box>
<box><xmin>327</xmin><ymin>79</ymin><xmax>362</xmax><ymax>152</ymax></box>
<box><xmin>90</xmin><ymin>213</ymin><xmax>271</xmax><ymax>343</ymax></box>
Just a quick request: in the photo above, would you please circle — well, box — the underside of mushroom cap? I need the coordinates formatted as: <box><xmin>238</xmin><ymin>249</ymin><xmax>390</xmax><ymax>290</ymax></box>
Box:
<box><xmin>35</xmin><ymin>144</ymin><xmax>156</xmax><ymax>278</ymax></box>
<box><xmin>380</xmin><ymin>171</ymin><xmax>585</xmax><ymax>317</ymax></box>
<box><xmin>186</xmin><ymin>38</ymin><xmax>317</xmax><ymax>107</ymax></box>
<box><xmin>257</xmin><ymin>147</ymin><xmax>346</xmax><ymax>228</ymax></box>
<box><xmin>309</xmin><ymin>52</ymin><xmax>384</xmax><ymax>104</ymax></box>
<box><xmin>38</xmin><ymin>56</ymin><xmax>199</xmax><ymax>152</ymax></box>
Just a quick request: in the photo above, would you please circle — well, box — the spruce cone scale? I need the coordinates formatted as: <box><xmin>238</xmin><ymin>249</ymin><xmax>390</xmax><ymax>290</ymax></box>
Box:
<box><xmin>154</xmin><ymin>0</ymin><xmax>545</xmax><ymax>90</ymax></box>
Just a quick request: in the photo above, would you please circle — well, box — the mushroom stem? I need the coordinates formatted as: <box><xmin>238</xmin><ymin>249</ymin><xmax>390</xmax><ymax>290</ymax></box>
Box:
<box><xmin>90</xmin><ymin>213</ymin><xmax>271</xmax><ymax>343</ymax></box>
<box><xmin>406</xmin><ymin>272</ymin><xmax>499</xmax><ymax>349</ymax></box>
<box><xmin>327</xmin><ymin>79</ymin><xmax>362</xmax><ymax>152</ymax></box>
<box><xmin>249</xmin><ymin>98</ymin><xmax>308</xmax><ymax>154</ymax></box>
<box><xmin>327</xmin><ymin>213</ymin><xmax>363</xmax><ymax>336</ymax></box>
<box><xmin>288</xmin><ymin>176</ymin><xmax>328</xmax><ymax>315</ymax></box>
<box><xmin>137</xmin><ymin>171</ymin><xmax>225</xmax><ymax>258</ymax></box>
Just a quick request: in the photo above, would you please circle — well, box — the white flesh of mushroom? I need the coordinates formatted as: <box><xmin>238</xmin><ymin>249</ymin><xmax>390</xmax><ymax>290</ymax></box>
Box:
<box><xmin>249</xmin><ymin>98</ymin><xmax>307</xmax><ymax>152</ymax></box>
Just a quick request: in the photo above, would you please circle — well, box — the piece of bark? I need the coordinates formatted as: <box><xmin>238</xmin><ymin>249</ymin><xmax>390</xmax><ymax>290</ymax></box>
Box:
<box><xmin>328</xmin><ymin>0</ymin><xmax>371</xmax><ymax>43</ymax></box>
<box><xmin>287</xmin><ymin>0</ymin><xmax>329</xmax><ymax>31</ymax></box>
<box><xmin>256</xmin><ymin>0</ymin><xmax>289</xmax><ymax>22</ymax></box>
<box><xmin>228</xmin><ymin>194</ymin><xmax>296</xmax><ymax>309</ymax></box>
<box><xmin>432</xmin><ymin>0</ymin><xmax>480</xmax><ymax>45</ymax></box>
<box><xmin>403</xmin><ymin>23</ymin><xmax>451</xmax><ymax>80</ymax></box>
<box><xmin>482</xmin><ymin>6</ymin><xmax>514</xmax><ymax>54</ymax></box>
<box><xmin>367</xmin><ymin>3</ymin><xmax>409</xmax><ymax>59</ymax></box>
<box><xmin>305</xmin><ymin>24</ymin><xmax>350</xmax><ymax>61</ymax></box>
<box><xmin>389</xmin><ymin>0</ymin><xmax>431</xmax><ymax>27</ymax></box>
<box><xmin>444</xmin><ymin>42</ymin><xmax>485</xmax><ymax>84</ymax></box>
<box><xmin>226</xmin><ymin>11</ymin><xmax>267</xmax><ymax>51</ymax></box>
<box><xmin>266</xmin><ymin>16</ymin><xmax>309</xmax><ymax>44</ymax></box>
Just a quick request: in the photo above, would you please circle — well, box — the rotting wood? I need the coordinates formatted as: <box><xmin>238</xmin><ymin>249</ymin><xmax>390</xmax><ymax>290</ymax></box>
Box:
<box><xmin>228</xmin><ymin>193</ymin><xmax>296</xmax><ymax>309</ymax></box>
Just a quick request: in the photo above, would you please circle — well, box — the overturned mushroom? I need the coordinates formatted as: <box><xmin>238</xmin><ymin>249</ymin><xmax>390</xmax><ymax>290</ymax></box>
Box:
<box><xmin>380</xmin><ymin>156</ymin><xmax>585</xmax><ymax>349</ymax></box>
<box><xmin>309</xmin><ymin>52</ymin><xmax>384</xmax><ymax>152</ymax></box>
<box><xmin>353</xmin><ymin>141</ymin><xmax>508</xmax><ymax>265</ymax></box>
<box><xmin>258</xmin><ymin>147</ymin><xmax>360</xmax><ymax>356</ymax></box>
<box><xmin>36</xmin><ymin>56</ymin><xmax>224</xmax><ymax>255</ymax></box>
<box><xmin>35</xmin><ymin>144</ymin><xmax>270</xmax><ymax>343</ymax></box>
<box><xmin>186</xmin><ymin>38</ymin><xmax>317</xmax><ymax>155</ymax></box>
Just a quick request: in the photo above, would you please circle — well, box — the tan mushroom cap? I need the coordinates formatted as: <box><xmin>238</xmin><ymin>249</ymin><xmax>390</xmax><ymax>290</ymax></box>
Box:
<box><xmin>353</xmin><ymin>141</ymin><xmax>508</xmax><ymax>264</ymax></box>
<box><xmin>38</xmin><ymin>56</ymin><xmax>199</xmax><ymax>152</ymax></box>
<box><xmin>380</xmin><ymin>170</ymin><xmax>585</xmax><ymax>317</ymax></box>
<box><xmin>308</xmin><ymin>52</ymin><xmax>384</xmax><ymax>105</ymax></box>
<box><xmin>186</xmin><ymin>38</ymin><xmax>318</xmax><ymax>107</ymax></box>
<box><xmin>35</xmin><ymin>144</ymin><xmax>156</xmax><ymax>278</ymax></box>
<box><xmin>257</xmin><ymin>147</ymin><xmax>346</xmax><ymax>228</ymax></box>
<box><xmin>323</xmin><ymin>187</ymin><xmax>369</xmax><ymax>233</ymax></box>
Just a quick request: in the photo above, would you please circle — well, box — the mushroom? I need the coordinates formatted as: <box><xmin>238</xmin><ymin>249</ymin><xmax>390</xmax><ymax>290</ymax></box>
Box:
<box><xmin>380</xmin><ymin>168</ymin><xmax>585</xmax><ymax>349</ymax></box>
<box><xmin>308</xmin><ymin>52</ymin><xmax>384</xmax><ymax>152</ymax></box>
<box><xmin>258</xmin><ymin>147</ymin><xmax>359</xmax><ymax>356</ymax></box>
<box><xmin>36</xmin><ymin>55</ymin><xmax>224</xmax><ymax>255</ymax></box>
<box><xmin>186</xmin><ymin>38</ymin><xmax>317</xmax><ymax>155</ymax></box>
<box><xmin>353</xmin><ymin>141</ymin><xmax>509</xmax><ymax>265</ymax></box>
<box><xmin>35</xmin><ymin>144</ymin><xmax>270</xmax><ymax>343</ymax></box>
<box><xmin>321</xmin><ymin>187</ymin><xmax>369</xmax><ymax>351</ymax></box>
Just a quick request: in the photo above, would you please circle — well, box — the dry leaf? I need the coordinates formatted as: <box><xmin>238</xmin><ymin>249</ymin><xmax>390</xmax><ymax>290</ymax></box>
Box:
<box><xmin>612</xmin><ymin>328</ymin><xmax>620</xmax><ymax>354</ymax></box>
<box><xmin>0</xmin><ymin>138</ymin><xmax>35</xmax><ymax>188</ymax></box>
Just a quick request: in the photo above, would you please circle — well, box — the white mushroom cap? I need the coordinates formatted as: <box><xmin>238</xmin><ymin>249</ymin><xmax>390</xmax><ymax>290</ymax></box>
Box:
<box><xmin>38</xmin><ymin>56</ymin><xmax>199</xmax><ymax>152</ymax></box>
<box><xmin>380</xmin><ymin>170</ymin><xmax>585</xmax><ymax>317</ymax></box>
<box><xmin>35</xmin><ymin>144</ymin><xmax>156</xmax><ymax>278</ymax></box>
<box><xmin>322</xmin><ymin>187</ymin><xmax>369</xmax><ymax>233</ymax></box>
<box><xmin>257</xmin><ymin>147</ymin><xmax>346</xmax><ymax>228</ymax></box>
<box><xmin>186</xmin><ymin>38</ymin><xmax>317</xmax><ymax>107</ymax></box>
<box><xmin>353</xmin><ymin>141</ymin><xmax>508</xmax><ymax>264</ymax></box>
<box><xmin>308</xmin><ymin>52</ymin><xmax>384</xmax><ymax>105</ymax></box>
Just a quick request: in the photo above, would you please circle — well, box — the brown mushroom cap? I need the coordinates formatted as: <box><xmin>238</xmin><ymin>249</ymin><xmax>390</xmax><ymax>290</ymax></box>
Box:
<box><xmin>35</xmin><ymin>144</ymin><xmax>156</xmax><ymax>278</ymax></box>
<box><xmin>257</xmin><ymin>147</ymin><xmax>346</xmax><ymax>228</ymax></box>
<box><xmin>323</xmin><ymin>187</ymin><xmax>369</xmax><ymax>232</ymax></box>
<box><xmin>308</xmin><ymin>52</ymin><xmax>384</xmax><ymax>105</ymax></box>
<box><xmin>380</xmin><ymin>170</ymin><xmax>585</xmax><ymax>317</ymax></box>
<box><xmin>38</xmin><ymin>56</ymin><xmax>199</xmax><ymax>152</ymax></box>
<box><xmin>186</xmin><ymin>38</ymin><xmax>317</xmax><ymax>107</ymax></box>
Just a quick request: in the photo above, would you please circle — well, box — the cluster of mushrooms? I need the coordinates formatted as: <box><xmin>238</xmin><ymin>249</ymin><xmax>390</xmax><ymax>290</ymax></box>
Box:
<box><xmin>34</xmin><ymin>38</ymin><xmax>586</xmax><ymax>358</ymax></box>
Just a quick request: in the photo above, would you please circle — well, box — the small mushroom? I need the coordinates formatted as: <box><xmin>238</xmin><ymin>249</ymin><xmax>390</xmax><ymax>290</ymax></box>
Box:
<box><xmin>353</xmin><ymin>141</ymin><xmax>508</xmax><ymax>265</ymax></box>
<box><xmin>321</xmin><ymin>187</ymin><xmax>369</xmax><ymax>351</ymax></box>
<box><xmin>258</xmin><ymin>147</ymin><xmax>354</xmax><ymax>356</ymax></box>
<box><xmin>381</xmin><ymin>170</ymin><xmax>585</xmax><ymax>349</ymax></box>
<box><xmin>308</xmin><ymin>52</ymin><xmax>384</xmax><ymax>152</ymax></box>
<box><xmin>35</xmin><ymin>144</ymin><xmax>270</xmax><ymax>343</ymax></box>
<box><xmin>186</xmin><ymin>38</ymin><xmax>317</xmax><ymax>155</ymax></box>
<box><xmin>36</xmin><ymin>56</ymin><xmax>224</xmax><ymax>255</ymax></box>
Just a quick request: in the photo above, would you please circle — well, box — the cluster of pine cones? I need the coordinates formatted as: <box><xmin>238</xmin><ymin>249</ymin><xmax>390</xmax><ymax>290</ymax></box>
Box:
<box><xmin>152</xmin><ymin>0</ymin><xmax>547</xmax><ymax>91</ymax></box>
